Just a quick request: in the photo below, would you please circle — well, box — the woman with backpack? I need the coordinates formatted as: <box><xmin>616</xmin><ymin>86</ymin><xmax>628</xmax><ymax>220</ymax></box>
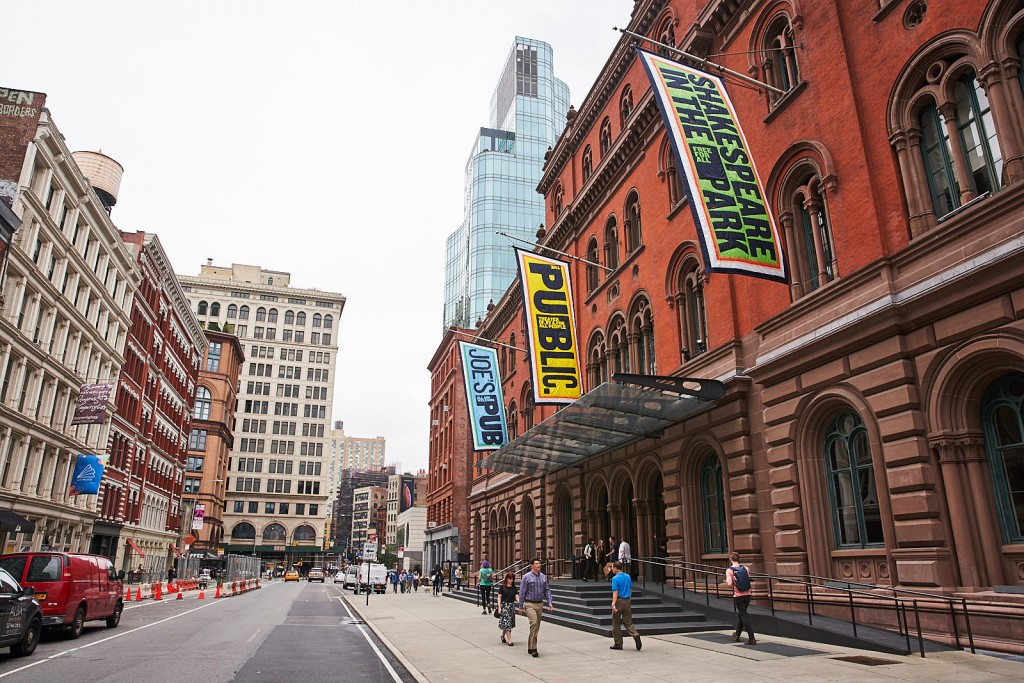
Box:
<box><xmin>726</xmin><ymin>552</ymin><xmax>756</xmax><ymax>645</ymax></box>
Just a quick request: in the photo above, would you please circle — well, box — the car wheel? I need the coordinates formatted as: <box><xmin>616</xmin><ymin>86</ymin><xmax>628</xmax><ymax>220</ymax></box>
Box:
<box><xmin>106</xmin><ymin>601</ymin><xmax>123</xmax><ymax>628</ymax></box>
<box><xmin>67</xmin><ymin>606</ymin><xmax>85</xmax><ymax>639</ymax></box>
<box><xmin>11</xmin><ymin>617</ymin><xmax>40</xmax><ymax>657</ymax></box>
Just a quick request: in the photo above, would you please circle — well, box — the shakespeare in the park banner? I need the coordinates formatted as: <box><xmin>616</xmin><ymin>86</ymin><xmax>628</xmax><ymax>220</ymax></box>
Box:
<box><xmin>458</xmin><ymin>341</ymin><xmax>508</xmax><ymax>450</ymax></box>
<box><xmin>636</xmin><ymin>49</ymin><xmax>788</xmax><ymax>283</ymax></box>
<box><xmin>515</xmin><ymin>248</ymin><xmax>583</xmax><ymax>405</ymax></box>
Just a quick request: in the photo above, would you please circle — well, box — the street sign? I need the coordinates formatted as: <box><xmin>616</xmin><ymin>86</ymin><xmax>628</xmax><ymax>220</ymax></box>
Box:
<box><xmin>362</xmin><ymin>542</ymin><xmax>377</xmax><ymax>562</ymax></box>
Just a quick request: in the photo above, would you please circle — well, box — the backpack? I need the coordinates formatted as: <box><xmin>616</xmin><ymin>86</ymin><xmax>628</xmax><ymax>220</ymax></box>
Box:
<box><xmin>732</xmin><ymin>565</ymin><xmax>751</xmax><ymax>592</ymax></box>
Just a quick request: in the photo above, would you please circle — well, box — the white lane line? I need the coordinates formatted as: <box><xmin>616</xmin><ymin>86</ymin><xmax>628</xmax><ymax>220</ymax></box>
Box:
<box><xmin>247</xmin><ymin>628</ymin><xmax>262</xmax><ymax>643</ymax></box>
<box><xmin>335</xmin><ymin>596</ymin><xmax>403</xmax><ymax>683</ymax></box>
<box><xmin>0</xmin><ymin>598</ymin><xmax>223</xmax><ymax>679</ymax></box>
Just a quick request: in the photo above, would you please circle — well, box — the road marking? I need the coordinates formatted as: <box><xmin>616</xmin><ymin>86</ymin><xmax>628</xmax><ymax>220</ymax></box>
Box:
<box><xmin>335</xmin><ymin>596</ymin><xmax>403</xmax><ymax>683</ymax></box>
<box><xmin>0</xmin><ymin>598</ymin><xmax>223</xmax><ymax>679</ymax></box>
<box><xmin>247</xmin><ymin>628</ymin><xmax>262</xmax><ymax>643</ymax></box>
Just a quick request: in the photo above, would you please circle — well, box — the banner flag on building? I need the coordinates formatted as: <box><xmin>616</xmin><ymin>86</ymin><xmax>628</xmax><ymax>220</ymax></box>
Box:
<box><xmin>191</xmin><ymin>504</ymin><xmax>206</xmax><ymax>531</ymax></box>
<box><xmin>457</xmin><ymin>341</ymin><xmax>508</xmax><ymax>450</ymax></box>
<box><xmin>636</xmin><ymin>49</ymin><xmax>788</xmax><ymax>284</ymax></box>
<box><xmin>515</xmin><ymin>248</ymin><xmax>583</xmax><ymax>405</ymax></box>
<box><xmin>69</xmin><ymin>454</ymin><xmax>105</xmax><ymax>496</ymax></box>
<box><xmin>70</xmin><ymin>383</ymin><xmax>114</xmax><ymax>425</ymax></box>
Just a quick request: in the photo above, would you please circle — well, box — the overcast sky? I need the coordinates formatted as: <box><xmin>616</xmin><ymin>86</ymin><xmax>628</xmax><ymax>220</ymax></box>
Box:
<box><xmin>5</xmin><ymin>0</ymin><xmax>629</xmax><ymax>472</ymax></box>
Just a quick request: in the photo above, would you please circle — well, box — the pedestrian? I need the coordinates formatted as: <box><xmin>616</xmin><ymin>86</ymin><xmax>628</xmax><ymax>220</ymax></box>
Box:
<box><xmin>497</xmin><ymin>571</ymin><xmax>518</xmax><ymax>647</ymax></box>
<box><xmin>605</xmin><ymin>536</ymin><xmax>618</xmax><ymax>580</ymax></box>
<box><xmin>167</xmin><ymin>565</ymin><xmax>176</xmax><ymax>582</ymax></box>
<box><xmin>454</xmin><ymin>564</ymin><xmax>463</xmax><ymax>590</ymax></box>
<box><xmin>618</xmin><ymin>537</ymin><xmax>632</xmax><ymax>576</ymax></box>
<box><xmin>443</xmin><ymin>565</ymin><xmax>451</xmax><ymax>592</ymax></box>
<box><xmin>405</xmin><ymin>571</ymin><xmax>414</xmax><ymax>594</ymax></box>
<box><xmin>432</xmin><ymin>566</ymin><xmax>444</xmax><ymax>596</ymax></box>
<box><xmin>653</xmin><ymin>539</ymin><xmax>668</xmax><ymax>584</ymax></box>
<box><xmin>726</xmin><ymin>552</ymin><xmax>756</xmax><ymax>645</ymax></box>
<box><xmin>413</xmin><ymin>571</ymin><xmax>421</xmax><ymax>592</ymax></box>
<box><xmin>390</xmin><ymin>569</ymin><xmax>399</xmax><ymax>593</ymax></box>
<box><xmin>582</xmin><ymin>539</ymin><xmax>595</xmax><ymax>582</ymax></box>
<box><xmin>517</xmin><ymin>558</ymin><xmax>553</xmax><ymax>658</ymax></box>
<box><xmin>478</xmin><ymin>559</ymin><xmax>494</xmax><ymax>614</ymax></box>
<box><xmin>609</xmin><ymin>561</ymin><xmax>642</xmax><ymax>651</ymax></box>
<box><xmin>594</xmin><ymin>539</ymin><xmax>605</xmax><ymax>581</ymax></box>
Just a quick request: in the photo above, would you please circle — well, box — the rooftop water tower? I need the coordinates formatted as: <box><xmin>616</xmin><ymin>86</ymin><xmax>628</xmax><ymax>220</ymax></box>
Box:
<box><xmin>71</xmin><ymin>150</ymin><xmax>123</xmax><ymax>214</ymax></box>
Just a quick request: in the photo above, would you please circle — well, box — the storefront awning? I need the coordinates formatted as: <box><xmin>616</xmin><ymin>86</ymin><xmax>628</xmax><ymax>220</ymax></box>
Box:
<box><xmin>478</xmin><ymin>379</ymin><xmax>722</xmax><ymax>476</ymax></box>
<box><xmin>0</xmin><ymin>510</ymin><xmax>35</xmax><ymax>535</ymax></box>
<box><xmin>126</xmin><ymin>539</ymin><xmax>145</xmax><ymax>557</ymax></box>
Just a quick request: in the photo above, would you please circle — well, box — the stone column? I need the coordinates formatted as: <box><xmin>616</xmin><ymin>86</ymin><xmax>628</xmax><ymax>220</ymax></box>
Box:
<box><xmin>962</xmin><ymin>438</ymin><xmax>1005</xmax><ymax>585</ymax></box>
<box><xmin>934</xmin><ymin>438</ymin><xmax>982</xmax><ymax>587</ymax></box>
<box><xmin>803</xmin><ymin>195</ymin><xmax>830</xmax><ymax>287</ymax></box>
<box><xmin>979</xmin><ymin>62</ymin><xmax>1024</xmax><ymax>184</ymax></box>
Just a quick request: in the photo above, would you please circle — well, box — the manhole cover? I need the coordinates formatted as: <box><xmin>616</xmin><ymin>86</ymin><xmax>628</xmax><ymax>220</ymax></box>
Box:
<box><xmin>832</xmin><ymin>655</ymin><xmax>901</xmax><ymax>666</ymax></box>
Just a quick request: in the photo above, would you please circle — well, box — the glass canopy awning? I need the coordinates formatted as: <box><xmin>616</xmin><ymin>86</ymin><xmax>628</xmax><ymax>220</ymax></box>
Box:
<box><xmin>478</xmin><ymin>380</ymin><xmax>721</xmax><ymax>476</ymax></box>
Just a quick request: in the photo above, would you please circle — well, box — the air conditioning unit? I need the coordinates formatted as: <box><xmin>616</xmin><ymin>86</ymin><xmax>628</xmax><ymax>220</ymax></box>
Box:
<box><xmin>426</xmin><ymin>521</ymin><xmax>436</xmax><ymax>528</ymax></box>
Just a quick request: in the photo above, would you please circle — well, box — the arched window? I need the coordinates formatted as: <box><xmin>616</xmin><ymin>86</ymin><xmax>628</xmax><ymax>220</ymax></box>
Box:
<box><xmin>210</xmin><ymin>302</ymin><xmax>220</xmax><ymax>317</ymax></box>
<box><xmin>239</xmin><ymin>306</ymin><xmax>250</xmax><ymax>320</ymax></box>
<box><xmin>553</xmin><ymin>184</ymin><xmax>564</xmax><ymax>216</ymax></box>
<box><xmin>323</xmin><ymin>314</ymin><xmax>333</xmax><ymax>329</ymax></box>
<box><xmin>312</xmin><ymin>314</ymin><xmax>322</xmax><ymax>328</ymax></box>
<box><xmin>676</xmin><ymin>259</ymin><xmax>708</xmax><ymax>361</ymax></box>
<box><xmin>284</xmin><ymin>310</ymin><xmax>294</xmax><ymax>325</ymax></box>
<box><xmin>630</xmin><ymin>298</ymin><xmax>655</xmax><ymax>375</ymax></box>
<box><xmin>701</xmin><ymin>454</ymin><xmax>728</xmax><ymax>554</ymax></box>
<box><xmin>255</xmin><ymin>307</ymin><xmax>267</xmax><ymax>322</ymax></box>
<box><xmin>509</xmin><ymin>333</ymin><xmax>516</xmax><ymax>369</ymax></box>
<box><xmin>296</xmin><ymin>311</ymin><xmax>306</xmax><ymax>326</ymax></box>
<box><xmin>982</xmin><ymin>373</ymin><xmax>1024</xmax><ymax>544</ymax></box>
<box><xmin>777</xmin><ymin>166</ymin><xmax>837</xmax><ymax>298</ymax></box>
<box><xmin>231</xmin><ymin>522</ymin><xmax>255</xmax><ymax>540</ymax></box>
<box><xmin>587</xmin><ymin>331</ymin><xmax>607</xmax><ymax>389</ymax></box>
<box><xmin>608</xmin><ymin>316</ymin><xmax>629</xmax><ymax>374</ymax></box>
<box><xmin>761</xmin><ymin>14</ymin><xmax>801</xmax><ymax>102</ymax></box>
<box><xmin>263</xmin><ymin>523</ymin><xmax>286</xmax><ymax>541</ymax></box>
<box><xmin>660</xmin><ymin>137</ymin><xmax>685</xmax><ymax>209</ymax></box>
<box><xmin>620</xmin><ymin>86</ymin><xmax>634</xmax><ymax>127</ymax></box>
<box><xmin>824</xmin><ymin>412</ymin><xmax>883</xmax><ymax>548</ymax></box>
<box><xmin>293</xmin><ymin>525</ymin><xmax>316</xmax><ymax>541</ymax></box>
<box><xmin>586</xmin><ymin>237</ymin><xmax>600</xmax><ymax>292</ymax></box>
<box><xmin>522</xmin><ymin>386</ymin><xmax>535</xmax><ymax>431</ymax></box>
<box><xmin>604</xmin><ymin>217</ymin><xmax>619</xmax><ymax>270</ymax></box>
<box><xmin>657</xmin><ymin>17</ymin><xmax>676</xmax><ymax>56</ymax></box>
<box><xmin>197</xmin><ymin>301</ymin><xmax>208</xmax><ymax>316</ymax></box>
<box><xmin>624</xmin><ymin>192</ymin><xmax>642</xmax><ymax>253</ymax></box>
<box><xmin>227</xmin><ymin>304</ymin><xmax>237</xmax><ymax>318</ymax></box>
<box><xmin>267</xmin><ymin>277</ymin><xmax>273</xmax><ymax>285</ymax></box>
<box><xmin>600</xmin><ymin>117</ymin><xmax>612</xmax><ymax>156</ymax></box>
<box><xmin>267</xmin><ymin>308</ymin><xmax>278</xmax><ymax>323</ymax></box>
<box><xmin>582</xmin><ymin>146</ymin><xmax>593</xmax><ymax>181</ymax></box>
<box><xmin>507</xmin><ymin>401</ymin><xmax>518</xmax><ymax>440</ymax></box>
<box><xmin>193</xmin><ymin>386</ymin><xmax>211</xmax><ymax>420</ymax></box>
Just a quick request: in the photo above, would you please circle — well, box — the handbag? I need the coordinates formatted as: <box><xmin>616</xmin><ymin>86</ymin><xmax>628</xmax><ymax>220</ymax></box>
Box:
<box><xmin>494</xmin><ymin>605</ymin><xmax>501</xmax><ymax>619</ymax></box>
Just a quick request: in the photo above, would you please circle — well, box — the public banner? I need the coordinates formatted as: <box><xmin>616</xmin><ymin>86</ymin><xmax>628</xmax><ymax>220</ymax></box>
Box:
<box><xmin>515</xmin><ymin>248</ymin><xmax>583</xmax><ymax>404</ymax></box>
<box><xmin>636</xmin><ymin>49</ymin><xmax>788</xmax><ymax>283</ymax></box>
<box><xmin>69</xmin><ymin>454</ymin><xmax>105</xmax><ymax>496</ymax></box>
<box><xmin>71</xmin><ymin>383</ymin><xmax>114</xmax><ymax>425</ymax></box>
<box><xmin>191</xmin><ymin>504</ymin><xmax>206</xmax><ymax>531</ymax></box>
<box><xmin>457</xmin><ymin>341</ymin><xmax>508</xmax><ymax>450</ymax></box>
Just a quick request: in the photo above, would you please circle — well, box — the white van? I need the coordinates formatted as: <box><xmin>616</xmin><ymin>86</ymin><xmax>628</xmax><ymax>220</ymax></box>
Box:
<box><xmin>342</xmin><ymin>566</ymin><xmax>359</xmax><ymax>590</ymax></box>
<box><xmin>357</xmin><ymin>563</ymin><xmax>387</xmax><ymax>594</ymax></box>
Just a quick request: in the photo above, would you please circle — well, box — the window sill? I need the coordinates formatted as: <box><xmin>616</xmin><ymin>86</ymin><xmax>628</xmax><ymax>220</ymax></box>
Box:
<box><xmin>873</xmin><ymin>0</ymin><xmax>905</xmax><ymax>23</ymax></box>
<box><xmin>667</xmin><ymin>197</ymin><xmax>689</xmax><ymax>221</ymax></box>
<box><xmin>583</xmin><ymin>245</ymin><xmax>645</xmax><ymax>306</ymax></box>
<box><xmin>763</xmin><ymin>81</ymin><xmax>808</xmax><ymax>125</ymax></box>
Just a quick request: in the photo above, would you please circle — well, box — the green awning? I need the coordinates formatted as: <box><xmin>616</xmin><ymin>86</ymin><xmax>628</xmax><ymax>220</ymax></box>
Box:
<box><xmin>478</xmin><ymin>381</ymin><xmax>719</xmax><ymax>475</ymax></box>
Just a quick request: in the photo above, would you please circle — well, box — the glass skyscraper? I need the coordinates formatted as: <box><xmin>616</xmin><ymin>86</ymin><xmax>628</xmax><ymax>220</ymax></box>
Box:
<box><xmin>443</xmin><ymin>37</ymin><xmax>570</xmax><ymax>328</ymax></box>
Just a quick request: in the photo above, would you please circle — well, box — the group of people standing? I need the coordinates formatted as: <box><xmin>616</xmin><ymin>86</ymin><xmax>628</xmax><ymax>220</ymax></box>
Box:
<box><xmin>581</xmin><ymin>536</ymin><xmax>632</xmax><ymax>581</ymax></box>
<box><xmin>387</xmin><ymin>569</ymin><xmax>421</xmax><ymax>593</ymax></box>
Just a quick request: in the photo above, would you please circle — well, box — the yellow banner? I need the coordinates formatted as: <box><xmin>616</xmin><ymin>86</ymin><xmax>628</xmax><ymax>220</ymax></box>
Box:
<box><xmin>516</xmin><ymin>249</ymin><xmax>583</xmax><ymax>404</ymax></box>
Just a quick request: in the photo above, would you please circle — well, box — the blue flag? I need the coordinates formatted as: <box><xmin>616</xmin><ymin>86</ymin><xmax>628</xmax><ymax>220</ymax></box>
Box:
<box><xmin>69</xmin><ymin>454</ymin><xmax>105</xmax><ymax>496</ymax></box>
<box><xmin>458</xmin><ymin>342</ymin><xmax>508</xmax><ymax>450</ymax></box>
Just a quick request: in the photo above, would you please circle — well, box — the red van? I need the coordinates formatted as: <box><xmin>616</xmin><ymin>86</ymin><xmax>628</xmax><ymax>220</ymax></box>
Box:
<box><xmin>0</xmin><ymin>553</ymin><xmax>124</xmax><ymax>638</ymax></box>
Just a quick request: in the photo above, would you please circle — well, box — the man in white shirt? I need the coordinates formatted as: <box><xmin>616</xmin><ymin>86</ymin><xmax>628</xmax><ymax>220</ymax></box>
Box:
<box><xmin>583</xmin><ymin>539</ymin><xmax>595</xmax><ymax>581</ymax></box>
<box><xmin>618</xmin><ymin>539</ymin><xmax>632</xmax><ymax>575</ymax></box>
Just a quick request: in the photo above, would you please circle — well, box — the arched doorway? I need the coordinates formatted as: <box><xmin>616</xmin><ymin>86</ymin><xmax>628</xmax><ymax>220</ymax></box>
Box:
<box><xmin>473</xmin><ymin>512</ymin><xmax>482</xmax><ymax>569</ymax></box>
<box><xmin>521</xmin><ymin>498</ymin><xmax>536</xmax><ymax>562</ymax></box>
<box><xmin>622</xmin><ymin>480</ymin><xmax>638</xmax><ymax>577</ymax></box>
<box><xmin>557</xmin><ymin>491</ymin><xmax>573</xmax><ymax>566</ymax></box>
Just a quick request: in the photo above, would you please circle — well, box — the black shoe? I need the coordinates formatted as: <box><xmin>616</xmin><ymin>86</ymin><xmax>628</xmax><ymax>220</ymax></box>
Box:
<box><xmin>731</xmin><ymin>633</ymin><xmax>741</xmax><ymax>642</ymax></box>
<box><xmin>531</xmin><ymin>650</ymin><xmax>539</xmax><ymax>658</ymax></box>
<box><xmin>634</xmin><ymin>636</ymin><xmax>642</xmax><ymax>651</ymax></box>
<box><xmin>609</xmin><ymin>645</ymin><xmax>623</xmax><ymax>650</ymax></box>
<box><xmin>745</xmin><ymin>639</ymin><xmax>757</xmax><ymax>645</ymax></box>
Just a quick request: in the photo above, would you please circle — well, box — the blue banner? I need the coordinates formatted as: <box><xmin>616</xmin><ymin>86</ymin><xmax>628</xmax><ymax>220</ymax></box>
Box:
<box><xmin>458</xmin><ymin>342</ymin><xmax>508</xmax><ymax>451</ymax></box>
<box><xmin>69</xmin><ymin>454</ymin><xmax>105</xmax><ymax>496</ymax></box>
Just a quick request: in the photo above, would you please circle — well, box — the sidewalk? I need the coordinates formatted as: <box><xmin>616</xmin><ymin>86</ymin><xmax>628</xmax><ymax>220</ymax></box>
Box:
<box><xmin>344</xmin><ymin>588</ymin><xmax>1024</xmax><ymax>683</ymax></box>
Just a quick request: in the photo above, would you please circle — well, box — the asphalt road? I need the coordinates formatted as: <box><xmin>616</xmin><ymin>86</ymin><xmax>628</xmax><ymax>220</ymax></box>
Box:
<box><xmin>0</xmin><ymin>580</ymin><xmax>417</xmax><ymax>683</ymax></box>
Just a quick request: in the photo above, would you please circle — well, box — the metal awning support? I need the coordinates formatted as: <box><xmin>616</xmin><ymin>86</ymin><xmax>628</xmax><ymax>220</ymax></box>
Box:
<box><xmin>478</xmin><ymin>376</ymin><xmax>725</xmax><ymax>476</ymax></box>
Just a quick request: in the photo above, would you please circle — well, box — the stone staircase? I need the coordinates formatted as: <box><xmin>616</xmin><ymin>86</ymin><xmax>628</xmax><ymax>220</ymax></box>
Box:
<box><xmin>445</xmin><ymin>580</ymin><xmax>728</xmax><ymax>636</ymax></box>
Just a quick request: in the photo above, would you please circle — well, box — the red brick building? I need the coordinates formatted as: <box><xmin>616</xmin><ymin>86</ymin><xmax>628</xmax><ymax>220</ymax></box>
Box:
<box><xmin>450</xmin><ymin>0</ymin><xmax>1024</xmax><ymax>652</ymax></box>
<box><xmin>97</xmin><ymin>231</ymin><xmax>206</xmax><ymax>574</ymax></box>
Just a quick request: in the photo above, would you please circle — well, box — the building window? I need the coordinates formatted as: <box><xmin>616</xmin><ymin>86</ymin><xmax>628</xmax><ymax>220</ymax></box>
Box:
<box><xmin>657</xmin><ymin>17</ymin><xmax>676</xmax><ymax>56</ymax></box>
<box><xmin>323</xmin><ymin>314</ymin><xmax>333</xmax><ymax>329</ymax></box>
<box><xmin>660</xmin><ymin>137</ymin><xmax>685</xmax><ymax>209</ymax></box>
<box><xmin>233</xmin><ymin>501</ymin><xmax>244</xmax><ymax>513</ymax></box>
<box><xmin>619</xmin><ymin>86</ymin><xmax>634</xmax><ymax>127</ymax></box>
<box><xmin>824</xmin><ymin>412</ymin><xmax>883</xmax><ymax>549</ymax></box>
<box><xmin>761</xmin><ymin>14</ymin><xmax>801</xmax><ymax>103</ymax></box>
<box><xmin>507</xmin><ymin>401</ymin><xmax>518</xmax><ymax>440</ymax></box>
<box><xmin>603</xmin><ymin>217</ymin><xmax>619</xmax><ymax>271</ymax></box>
<box><xmin>284</xmin><ymin>310</ymin><xmax>295</xmax><ymax>325</ymax></box>
<box><xmin>239</xmin><ymin>306</ymin><xmax>250</xmax><ymax>320</ymax></box>
<box><xmin>586</xmin><ymin>238</ymin><xmax>600</xmax><ymax>293</ymax></box>
<box><xmin>553</xmin><ymin>184</ymin><xmax>564</xmax><ymax>216</ymax></box>
<box><xmin>197</xmin><ymin>301</ymin><xmax>208</xmax><ymax>316</ymax></box>
<box><xmin>600</xmin><ymin>117</ymin><xmax>612</xmax><ymax>156</ymax></box>
<box><xmin>279</xmin><ymin>503</ymin><xmax>289</xmax><ymax>514</ymax></box>
<box><xmin>193</xmin><ymin>387</ymin><xmax>212</xmax><ymax>420</ymax></box>
<box><xmin>296</xmin><ymin>312</ymin><xmax>306</xmax><ymax>326</ymax></box>
<box><xmin>582</xmin><ymin>146</ymin><xmax>593</xmax><ymax>181</ymax></box>
<box><xmin>630</xmin><ymin>298</ymin><xmax>655</xmax><ymax>375</ymax></box>
<box><xmin>189</xmin><ymin>429</ymin><xmax>208</xmax><ymax>451</ymax></box>
<box><xmin>263</xmin><ymin>522</ymin><xmax>284</xmax><ymax>539</ymax></box>
<box><xmin>587</xmin><ymin>331</ymin><xmax>608</xmax><ymax>389</ymax></box>
<box><xmin>624</xmin><ymin>192</ymin><xmax>642</xmax><ymax>253</ymax></box>
<box><xmin>293</xmin><ymin>525</ymin><xmax>316</xmax><ymax>541</ymax></box>
<box><xmin>227</xmin><ymin>304</ymin><xmax>237</xmax><ymax>318</ymax></box>
<box><xmin>312</xmin><ymin>314</ymin><xmax>322</xmax><ymax>328</ymax></box>
<box><xmin>676</xmin><ymin>259</ymin><xmax>707</xmax><ymax>361</ymax></box>
<box><xmin>701</xmin><ymin>454</ymin><xmax>728</xmax><ymax>554</ymax></box>
<box><xmin>186</xmin><ymin>455</ymin><xmax>204</xmax><ymax>472</ymax></box>
<box><xmin>184</xmin><ymin>478</ymin><xmax>201</xmax><ymax>494</ymax></box>
<box><xmin>256</xmin><ymin>307</ymin><xmax>267</xmax><ymax>322</ymax></box>
<box><xmin>206</xmin><ymin>342</ymin><xmax>222</xmax><ymax>372</ymax></box>
<box><xmin>608</xmin><ymin>316</ymin><xmax>629</xmax><ymax>374</ymax></box>
<box><xmin>309</xmin><ymin>504</ymin><xmax>318</xmax><ymax>516</ymax></box>
<box><xmin>776</xmin><ymin>166</ymin><xmax>837</xmax><ymax>299</ymax></box>
<box><xmin>982</xmin><ymin>373</ymin><xmax>1024</xmax><ymax>544</ymax></box>
<box><xmin>522</xmin><ymin>387</ymin><xmax>534</xmax><ymax>431</ymax></box>
<box><xmin>232</xmin><ymin>522</ymin><xmax>256</xmax><ymax>540</ymax></box>
<box><xmin>210</xmin><ymin>302</ymin><xmax>220</xmax><ymax>317</ymax></box>
<box><xmin>248</xmin><ymin>501</ymin><xmax>258</xmax><ymax>514</ymax></box>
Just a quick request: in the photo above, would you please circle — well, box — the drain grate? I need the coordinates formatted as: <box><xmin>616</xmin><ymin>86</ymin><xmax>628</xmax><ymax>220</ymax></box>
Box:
<box><xmin>832</xmin><ymin>655</ymin><xmax>901</xmax><ymax>666</ymax></box>
<box><xmin>339</xmin><ymin>617</ymin><xmax>366</xmax><ymax>625</ymax></box>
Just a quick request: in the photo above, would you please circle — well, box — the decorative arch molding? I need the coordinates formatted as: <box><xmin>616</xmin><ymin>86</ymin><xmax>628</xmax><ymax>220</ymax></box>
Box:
<box><xmin>765</xmin><ymin>140</ymin><xmax>839</xmax><ymax>210</ymax></box>
<box><xmin>979</xmin><ymin>0</ymin><xmax>1024</xmax><ymax>63</ymax></box>
<box><xmin>585</xmin><ymin>473</ymin><xmax>611</xmax><ymax>505</ymax></box>
<box><xmin>745</xmin><ymin>0</ymin><xmax>805</xmax><ymax>73</ymax></box>
<box><xmin>663</xmin><ymin>242</ymin><xmax>704</xmax><ymax>304</ymax></box>
<box><xmin>633</xmin><ymin>455</ymin><xmax>665</xmax><ymax>496</ymax></box>
<box><xmin>923</xmin><ymin>330</ymin><xmax>1024</xmax><ymax>435</ymax></box>
<box><xmin>626</xmin><ymin>289</ymin><xmax>653</xmax><ymax>318</ymax></box>
<box><xmin>606</xmin><ymin>464</ymin><xmax>636</xmax><ymax>505</ymax></box>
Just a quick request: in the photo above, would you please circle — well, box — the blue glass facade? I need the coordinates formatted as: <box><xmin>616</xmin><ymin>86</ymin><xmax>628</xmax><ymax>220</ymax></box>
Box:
<box><xmin>443</xmin><ymin>37</ymin><xmax>569</xmax><ymax>328</ymax></box>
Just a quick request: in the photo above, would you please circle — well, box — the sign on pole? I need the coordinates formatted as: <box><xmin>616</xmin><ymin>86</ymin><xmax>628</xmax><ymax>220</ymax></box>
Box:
<box><xmin>362</xmin><ymin>542</ymin><xmax>377</xmax><ymax>562</ymax></box>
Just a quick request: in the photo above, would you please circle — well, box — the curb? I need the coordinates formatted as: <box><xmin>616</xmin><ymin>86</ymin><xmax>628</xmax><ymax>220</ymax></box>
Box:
<box><xmin>343</xmin><ymin>595</ymin><xmax>430</xmax><ymax>683</ymax></box>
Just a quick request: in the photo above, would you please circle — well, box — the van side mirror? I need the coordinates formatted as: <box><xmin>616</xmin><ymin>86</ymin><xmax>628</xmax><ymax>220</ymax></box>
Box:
<box><xmin>22</xmin><ymin>586</ymin><xmax>35</xmax><ymax>597</ymax></box>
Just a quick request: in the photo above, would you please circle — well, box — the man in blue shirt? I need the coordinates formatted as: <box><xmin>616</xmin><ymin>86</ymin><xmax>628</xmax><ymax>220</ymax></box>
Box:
<box><xmin>609</xmin><ymin>562</ymin><xmax>641</xmax><ymax>651</ymax></box>
<box><xmin>517</xmin><ymin>558</ymin><xmax>554</xmax><ymax>657</ymax></box>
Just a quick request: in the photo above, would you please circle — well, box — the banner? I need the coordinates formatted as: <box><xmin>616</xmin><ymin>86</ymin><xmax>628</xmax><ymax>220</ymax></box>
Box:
<box><xmin>457</xmin><ymin>341</ymin><xmax>508</xmax><ymax>450</ymax></box>
<box><xmin>636</xmin><ymin>49</ymin><xmax>787</xmax><ymax>283</ymax></box>
<box><xmin>399</xmin><ymin>476</ymin><xmax>416</xmax><ymax>513</ymax></box>
<box><xmin>71</xmin><ymin>383</ymin><xmax>114</xmax><ymax>425</ymax></box>
<box><xmin>191</xmin><ymin>504</ymin><xmax>206</xmax><ymax>531</ymax></box>
<box><xmin>69</xmin><ymin>454</ymin><xmax>105</xmax><ymax>496</ymax></box>
<box><xmin>515</xmin><ymin>249</ymin><xmax>583</xmax><ymax>404</ymax></box>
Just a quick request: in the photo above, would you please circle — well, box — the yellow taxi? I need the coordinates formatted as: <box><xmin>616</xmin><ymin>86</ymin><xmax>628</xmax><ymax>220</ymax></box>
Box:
<box><xmin>284</xmin><ymin>570</ymin><xmax>300</xmax><ymax>582</ymax></box>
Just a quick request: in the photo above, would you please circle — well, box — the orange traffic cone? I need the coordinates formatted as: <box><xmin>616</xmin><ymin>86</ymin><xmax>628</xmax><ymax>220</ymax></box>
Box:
<box><xmin>125</xmin><ymin>586</ymin><xmax>133</xmax><ymax>602</ymax></box>
<box><xmin>136</xmin><ymin>586</ymin><xmax>142</xmax><ymax>601</ymax></box>
<box><xmin>197</xmin><ymin>589</ymin><xmax>205</xmax><ymax>599</ymax></box>
<box><xmin>215</xmin><ymin>585</ymin><xmax>222</xmax><ymax>598</ymax></box>
<box><xmin>154</xmin><ymin>582</ymin><xmax>162</xmax><ymax>600</ymax></box>
<box><xmin>176</xmin><ymin>590</ymin><xmax>183</xmax><ymax>600</ymax></box>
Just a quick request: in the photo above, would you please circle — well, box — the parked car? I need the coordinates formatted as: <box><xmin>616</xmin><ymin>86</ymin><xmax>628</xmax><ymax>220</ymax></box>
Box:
<box><xmin>332</xmin><ymin>571</ymin><xmax>345</xmax><ymax>584</ymax></box>
<box><xmin>342</xmin><ymin>566</ymin><xmax>359</xmax><ymax>589</ymax></box>
<box><xmin>284</xmin><ymin>570</ymin><xmax>300</xmax><ymax>582</ymax></box>
<box><xmin>0</xmin><ymin>552</ymin><xmax>124</xmax><ymax>639</ymax></box>
<box><xmin>307</xmin><ymin>567</ymin><xmax>325</xmax><ymax>583</ymax></box>
<box><xmin>0</xmin><ymin>566</ymin><xmax>42</xmax><ymax>656</ymax></box>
